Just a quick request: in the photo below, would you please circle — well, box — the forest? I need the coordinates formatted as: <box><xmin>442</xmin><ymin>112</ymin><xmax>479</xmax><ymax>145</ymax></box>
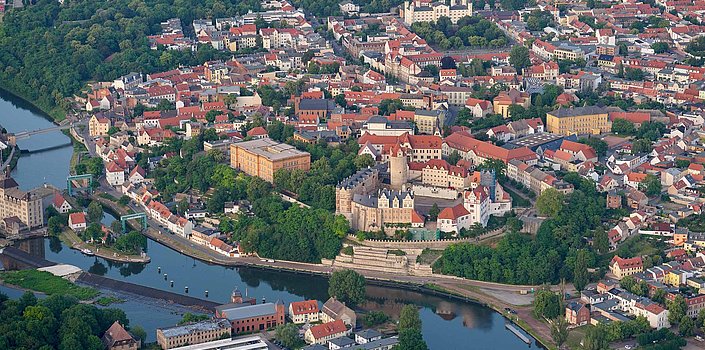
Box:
<box><xmin>0</xmin><ymin>292</ymin><xmax>142</xmax><ymax>350</ymax></box>
<box><xmin>0</xmin><ymin>0</ymin><xmax>257</xmax><ymax>119</ymax></box>
<box><xmin>433</xmin><ymin>179</ymin><xmax>606</xmax><ymax>285</ymax></box>
<box><xmin>410</xmin><ymin>16</ymin><xmax>507</xmax><ymax>50</ymax></box>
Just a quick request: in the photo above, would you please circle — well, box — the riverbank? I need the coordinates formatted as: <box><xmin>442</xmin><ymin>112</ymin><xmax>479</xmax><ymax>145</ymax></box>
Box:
<box><xmin>92</xmin><ymin>193</ymin><xmax>557</xmax><ymax>349</ymax></box>
<box><xmin>0</xmin><ymin>84</ymin><xmax>66</xmax><ymax>122</ymax></box>
<box><xmin>58</xmin><ymin>229</ymin><xmax>151</xmax><ymax>264</ymax></box>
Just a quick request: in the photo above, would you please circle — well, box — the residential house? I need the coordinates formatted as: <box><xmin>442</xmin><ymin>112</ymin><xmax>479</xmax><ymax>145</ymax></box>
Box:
<box><xmin>102</xmin><ymin>321</ymin><xmax>140</xmax><ymax>350</ymax></box>
<box><xmin>304</xmin><ymin>320</ymin><xmax>350</xmax><ymax>345</ymax></box>
<box><xmin>610</xmin><ymin>256</ymin><xmax>644</xmax><ymax>279</ymax></box>
<box><xmin>565</xmin><ymin>301</ymin><xmax>590</xmax><ymax>326</ymax></box>
<box><xmin>321</xmin><ymin>297</ymin><xmax>356</xmax><ymax>328</ymax></box>
<box><xmin>68</xmin><ymin>212</ymin><xmax>87</xmax><ymax>231</ymax></box>
<box><xmin>289</xmin><ymin>300</ymin><xmax>320</xmax><ymax>324</ymax></box>
<box><xmin>52</xmin><ymin>193</ymin><xmax>72</xmax><ymax>214</ymax></box>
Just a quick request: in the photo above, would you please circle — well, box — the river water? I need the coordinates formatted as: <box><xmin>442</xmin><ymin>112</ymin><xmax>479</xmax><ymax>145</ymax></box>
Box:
<box><xmin>0</xmin><ymin>89</ymin><xmax>537</xmax><ymax>349</ymax></box>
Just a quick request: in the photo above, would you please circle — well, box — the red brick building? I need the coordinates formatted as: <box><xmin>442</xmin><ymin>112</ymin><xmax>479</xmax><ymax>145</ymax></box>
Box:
<box><xmin>565</xmin><ymin>301</ymin><xmax>590</xmax><ymax>326</ymax></box>
<box><xmin>215</xmin><ymin>301</ymin><xmax>285</xmax><ymax>334</ymax></box>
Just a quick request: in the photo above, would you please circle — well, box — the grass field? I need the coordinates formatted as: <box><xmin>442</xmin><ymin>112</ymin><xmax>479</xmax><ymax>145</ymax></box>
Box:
<box><xmin>0</xmin><ymin>270</ymin><xmax>99</xmax><ymax>300</ymax></box>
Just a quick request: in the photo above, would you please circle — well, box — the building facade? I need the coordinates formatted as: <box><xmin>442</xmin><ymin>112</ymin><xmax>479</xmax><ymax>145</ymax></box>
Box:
<box><xmin>0</xmin><ymin>174</ymin><xmax>43</xmax><ymax>229</ymax></box>
<box><xmin>546</xmin><ymin>106</ymin><xmax>609</xmax><ymax>135</ymax></box>
<box><xmin>230</xmin><ymin>139</ymin><xmax>311</xmax><ymax>183</ymax></box>
<box><xmin>156</xmin><ymin>319</ymin><xmax>232</xmax><ymax>350</ymax></box>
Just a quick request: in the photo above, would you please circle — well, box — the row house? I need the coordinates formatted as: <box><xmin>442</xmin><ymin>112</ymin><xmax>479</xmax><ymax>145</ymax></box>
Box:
<box><xmin>442</xmin><ymin>131</ymin><xmax>538</xmax><ymax>166</ymax></box>
<box><xmin>507</xmin><ymin>159</ymin><xmax>574</xmax><ymax>195</ymax></box>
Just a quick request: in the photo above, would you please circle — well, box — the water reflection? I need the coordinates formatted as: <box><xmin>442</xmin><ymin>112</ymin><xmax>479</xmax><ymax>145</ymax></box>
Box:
<box><xmin>7</xmin><ymin>237</ymin><xmax>537</xmax><ymax>349</ymax></box>
<box><xmin>48</xmin><ymin>236</ymin><xmax>63</xmax><ymax>253</ymax></box>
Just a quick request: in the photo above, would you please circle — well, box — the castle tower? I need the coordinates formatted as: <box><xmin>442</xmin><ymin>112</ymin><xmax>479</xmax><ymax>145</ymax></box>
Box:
<box><xmin>389</xmin><ymin>144</ymin><xmax>408</xmax><ymax>191</ymax></box>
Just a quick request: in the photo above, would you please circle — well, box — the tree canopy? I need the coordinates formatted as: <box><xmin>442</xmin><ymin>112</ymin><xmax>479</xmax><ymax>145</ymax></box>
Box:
<box><xmin>328</xmin><ymin>269</ymin><xmax>366</xmax><ymax>306</ymax></box>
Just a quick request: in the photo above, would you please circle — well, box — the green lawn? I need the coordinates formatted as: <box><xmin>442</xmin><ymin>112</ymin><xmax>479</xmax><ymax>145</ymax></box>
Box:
<box><xmin>566</xmin><ymin>324</ymin><xmax>592</xmax><ymax>349</ymax></box>
<box><xmin>0</xmin><ymin>270</ymin><xmax>99</xmax><ymax>300</ymax></box>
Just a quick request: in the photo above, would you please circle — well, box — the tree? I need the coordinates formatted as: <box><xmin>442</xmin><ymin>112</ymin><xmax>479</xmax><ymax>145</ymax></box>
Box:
<box><xmin>393</xmin><ymin>329</ymin><xmax>429</xmax><ymax>350</ymax></box>
<box><xmin>668</xmin><ymin>295</ymin><xmax>687</xmax><ymax>324</ymax></box>
<box><xmin>335</xmin><ymin>94</ymin><xmax>347</xmax><ymax>108</ymax></box>
<box><xmin>611</xmin><ymin>119</ymin><xmax>636</xmax><ymax>135</ymax></box>
<box><xmin>632</xmin><ymin>139</ymin><xmax>652</xmax><ymax>154</ymax></box>
<box><xmin>87</xmin><ymin>201</ymin><xmax>103</xmax><ymax>223</ymax></box>
<box><xmin>48</xmin><ymin>216</ymin><xmax>64</xmax><ymax>236</ymax></box>
<box><xmin>354</xmin><ymin>154</ymin><xmax>375</xmax><ymax>169</ymax></box>
<box><xmin>573</xmin><ymin>249</ymin><xmax>589</xmax><ymax>292</ymax></box>
<box><xmin>578</xmin><ymin>137</ymin><xmax>607</xmax><ymax>157</ymax></box>
<box><xmin>680</xmin><ymin>316</ymin><xmax>695</xmax><ymax>336</ymax></box>
<box><xmin>130</xmin><ymin>326</ymin><xmax>146</xmax><ymax>345</ymax></box>
<box><xmin>428</xmin><ymin>203</ymin><xmax>440</xmax><ymax>221</ymax></box>
<box><xmin>594</xmin><ymin>227</ymin><xmax>609</xmax><ymax>254</ymax></box>
<box><xmin>362</xmin><ymin>311</ymin><xmax>390</xmax><ymax>327</ymax></box>
<box><xmin>328</xmin><ymin>269</ymin><xmax>366</xmax><ymax>306</ymax></box>
<box><xmin>582</xmin><ymin>326</ymin><xmax>608</xmax><ymax>350</ymax></box>
<box><xmin>533</xmin><ymin>288</ymin><xmax>561</xmax><ymax>319</ymax></box>
<box><xmin>379</xmin><ymin>99</ymin><xmax>405</xmax><ymax>116</ymax></box>
<box><xmin>275</xmin><ymin>323</ymin><xmax>303</xmax><ymax>348</ymax></box>
<box><xmin>394</xmin><ymin>305</ymin><xmax>428</xmax><ymax>350</ymax></box>
<box><xmin>625</xmin><ymin>67</ymin><xmax>646</xmax><ymax>81</ymax></box>
<box><xmin>509</xmin><ymin>45</ymin><xmax>531</xmax><ymax>72</ymax></box>
<box><xmin>651</xmin><ymin>42</ymin><xmax>669</xmax><ymax>54</ymax></box>
<box><xmin>536</xmin><ymin>188</ymin><xmax>564</xmax><ymax>217</ymax></box>
<box><xmin>447</xmin><ymin>151</ymin><xmax>461</xmax><ymax>165</ymax></box>
<box><xmin>399</xmin><ymin>305</ymin><xmax>423</xmax><ymax>333</ymax></box>
<box><xmin>118</xmin><ymin>195</ymin><xmax>130</xmax><ymax>206</ymax></box>
<box><xmin>178</xmin><ymin>313</ymin><xmax>210</xmax><ymax>325</ymax></box>
<box><xmin>640</xmin><ymin>174</ymin><xmax>662</xmax><ymax>196</ymax></box>
<box><xmin>550</xmin><ymin>318</ymin><xmax>568</xmax><ymax>348</ymax></box>
<box><xmin>620</xmin><ymin>276</ymin><xmax>636</xmax><ymax>291</ymax></box>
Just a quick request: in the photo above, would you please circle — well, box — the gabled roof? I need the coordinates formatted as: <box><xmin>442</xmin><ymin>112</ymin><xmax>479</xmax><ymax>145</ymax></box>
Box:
<box><xmin>438</xmin><ymin>203</ymin><xmax>470</xmax><ymax>220</ymax></box>
<box><xmin>308</xmin><ymin>320</ymin><xmax>347</xmax><ymax>340</ymax></box>
<box><xmin>290</xmin><ymin>300</ymin><xmax>319</xmax><ymax>315</ymax></box>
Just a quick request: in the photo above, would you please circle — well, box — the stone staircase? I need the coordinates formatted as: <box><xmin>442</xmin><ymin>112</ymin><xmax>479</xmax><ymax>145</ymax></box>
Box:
<box><xmin>334</xmin><ymin>246</ymin><xmax>432</xmax><ymax>276</ymax></box>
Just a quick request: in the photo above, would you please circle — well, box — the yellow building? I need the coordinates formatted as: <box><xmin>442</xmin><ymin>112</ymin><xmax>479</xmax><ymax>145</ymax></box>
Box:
<box><xmin>413</xmin><ymin>109</ymin><xmax>445</xmax><ymax>135</ymax></box>
<box><xmin>89</xmin><ymin>115</ymin><xmax>111</xmax><ymax>137</ymax></box>
<box><xmin>492</xmin><ymin>89</ymin><xmax>531</xmax><ymax>119</ymax></box>
<box><xmin>230</xmin><ymin>138</ymin><xmax>311</xmax><ymax>183</ymax></box>
<box><xmin>664</xmin><ymin>271</ymin><xmax>683</xmax><ymax>287</ymax></box>
<box><xmin>0</xmin><ymin>173</ymin><xmax>43</xmax><ymax>230</ymax></box>
<box><xmin>546</xmin><ymin>106</ymin><xmax>609</xmax><ymax>135</ymax></box>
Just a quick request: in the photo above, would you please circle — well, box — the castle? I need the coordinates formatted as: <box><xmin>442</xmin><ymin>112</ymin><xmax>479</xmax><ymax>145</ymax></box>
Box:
<box><xmin>401</xmin><ymin>0</ymin><xmax>473</xmax><ymax>25</ymax></box>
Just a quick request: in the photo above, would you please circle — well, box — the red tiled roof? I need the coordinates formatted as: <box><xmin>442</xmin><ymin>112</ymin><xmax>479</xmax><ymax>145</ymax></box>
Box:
<box><xmin>438</xmin><ymin>203</ymin><xmax>470</xmax><ymax>220</ymax></box>
<box><xmin>69</xmin><ymin>212</ymin><xmax>86</xmax><ymax>225</ymax></box>
<box><xmin>308</xmin><ymin>320</ymin><xmax>347</xmax><ymax>340</ymax></box>
<box><xmin>611</xmin><ymin>256</ymin><xmax>643</xmax><ymax>269</ymax></box>
<box><xmin>290</xmin><ymin>300</ymin><xmax>319</xmax><ymax>315</ymax></box>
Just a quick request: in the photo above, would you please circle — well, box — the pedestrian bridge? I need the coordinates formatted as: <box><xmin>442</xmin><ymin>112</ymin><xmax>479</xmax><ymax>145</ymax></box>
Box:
<box><xmin>12</xmin><ymin>119</ymin><xmax>87</xmax><ymax>140</ymax></box>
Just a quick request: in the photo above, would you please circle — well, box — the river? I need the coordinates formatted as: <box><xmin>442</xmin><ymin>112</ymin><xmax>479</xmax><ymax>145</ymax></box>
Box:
<box><xmin>0</xmin><ymin>89</ymin><xmax>538</xmax><ymax>349</ymax></box>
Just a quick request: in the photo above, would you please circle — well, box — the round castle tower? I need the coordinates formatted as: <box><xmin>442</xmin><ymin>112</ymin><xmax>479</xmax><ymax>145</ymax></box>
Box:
<box><xmin>389</xmin><ymin>144</ymin><xmax>408</xmax><ymax>190</ymax></box>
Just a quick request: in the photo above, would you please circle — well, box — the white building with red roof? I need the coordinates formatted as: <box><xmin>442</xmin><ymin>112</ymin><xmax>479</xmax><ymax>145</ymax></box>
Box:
<box><xmin>304</xmin><ymin>320</ymin><xmax>350</xmax><ymax>345</ymax></box>
<box><xmin>68</xmin><ymin>212</ymin><xmax>87</xmax><ymax>231</ymax></box>
<box><xmin>52</xmin><ymin>192</ymin><xmax>72</xmax><ymax>214</ymax></box>
<box><xmin>437</xmin><ymin>183</ymin><xmax>512</xmax><ymax>232</ymax></box>
<box><xmin>106</xmin><ymin>161</ymin><xmax>125</xmax><ymax>186</ymax></box>
<box><xmin>289</xmin><ymin>300</ymin><xmax>320</xmax><ymax>324</ymax></box>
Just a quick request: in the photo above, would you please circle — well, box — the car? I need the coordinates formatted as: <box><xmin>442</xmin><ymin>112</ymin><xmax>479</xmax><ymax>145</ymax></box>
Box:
<box><xmin>624</xmin><ymin>345</ymin><xmax>633</xmax><ymax>350</ymax></box>
<box><xmin>696</xmin><ymin>335</ymin><xmax>704</xmax><ymax>342</ymax></box>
